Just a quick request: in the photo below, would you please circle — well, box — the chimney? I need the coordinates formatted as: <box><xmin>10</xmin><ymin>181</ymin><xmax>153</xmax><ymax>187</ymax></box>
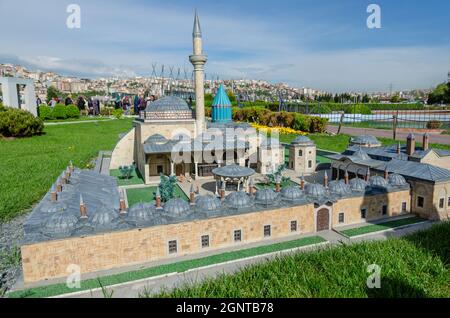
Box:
<box><xmin>61</xmin><ymin>172</ymin><xmax>67</xmax><ymax>185</ymax></box>
<box><xmin>50</xmin><ymin>184</ymin><xmax>57</xmax><ymax>202</ymax></box>
<box><xmin>69</xmin><ymin>160</ymin><xmax>74</xmax><ymax>172</ymax></box>
<box><xmin>220</xmin><ymin>182</ymin><xmax>226</xmax><ymax>201</ymax></box>
<box><xmin>119</xmin><ymin>190</ymin><xmax>127</xmax><ymax>213</ymax></box>
<box><xmin>79</xmin><ymin>194</ymin><xmax>87</xmax><ymax>218</ymax></box>
<box><xmin>155</xmin><ymin>187</ymin><xmax>162</xmax><ymax>209</ymax></box>
<box><xmin>384</xmin><ymin>167</ymin><xmax>389</xmax><ymax>180</ymax></box>
<box><xmin>248</xmin><ymin>178</ymin><xmax>255</xmax><ymax>195</ymax></box>
<box><xmin>300</xmin><ymin>174</ymin><xmax>305</xmax><ymax>190</ymax></box>
<box><xmin>344</xmin><ymin>170</ymin><xmax>349</xmax><ymax>185</ymax></box>
<box><xmin>56</xmin><ymin>177</ymin><xmax>63</xmax><ymax>192</ymax></box>
<box><xmin>406</xmin><ymin>133</ymin><xmax>415</xmax><ymax>156</ymax></box>
<box><xmin>324</xmin><ymin>171</ymin><xmax>329</xmax><ymax>188</ymax></box>
<box><xmin>275</xmin><ymin>175</ymin><xmax>282</xmax><ymax>193</ymax></box>
<box><xmin>396</xmin><ymin>142</ymin><xmax>401</xmax><ymax>155</ymax></box>
<box><xmin>189</xmin><ymin>184</ymin><xmax>195</xmax><ymax>205</ymax></box>
<box><xmin>423</xmin><ymin>133</ymin><xmax>429</xmax><ymax>151</ymax></box>
<box><xmin>65</xmin><ymin>167</ymin><xmax>71</xmax><ymax>180</ymax></box>
<box><xmin>365</xmin><ymin>167</ymin><xmax>371</xmax><ymax>182</ymax></box>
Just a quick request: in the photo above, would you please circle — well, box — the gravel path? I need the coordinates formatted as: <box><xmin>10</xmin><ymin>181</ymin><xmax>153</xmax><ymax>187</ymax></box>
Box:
<box><xmin>0</xmin><ymin>214</ymin><xmax>27</xmax><ymax>295</ymax></box>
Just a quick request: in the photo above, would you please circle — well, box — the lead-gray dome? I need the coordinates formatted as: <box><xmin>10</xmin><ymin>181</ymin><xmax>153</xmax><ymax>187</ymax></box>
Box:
<box><xmin>328</xmin><ymin>180</ymin><xmax>351</xmax><ymax>195</ymax></box>
<box><xmin>145</xmin><ymin>96</ymin><xmax>191</xmax><ymax>112</ymax></box>
<box><xmin>225</xmin><ymin>191</ymin><xmax>253</xmax><ymax>209</ymax></box>
<box><xmin>349</xmin><ymin>178</ymin><xmax>368</xmax><ymax>192</ymax></box>
<box><xmin>291</xmin><ymin>135</ymin><xmax>314</xmax><ymax>145</ymax></box>
<box><xmin>352</xmin><ymin>148</ymin><xmax>371</xmax><ymax>161</ymax></box>
<box><xmin>281</xmin><ymin>186</ymin><xmax>303</xmax><ymax>201</ymax></box>
<box><xmin>369</xmin><ymin>176</ymin><xmax>389</xmax><ymax>188</ymax></box>
<box><xmin>388</xmin><ymin>173</ymin><xmax>407</xmax><ymax>186</ymax></box>
<box><xmin>195</xmin><ymin>195</ymin><xmax>222</xmax><ymax>212</ymax></box>
<box><xmin>40</xmin><ymin>201</ymin><xmax>68</xmax><ymax>213</ymax></box>
<box><xmin>350</xmin><ymin>135</ymin><xmax>381</xmax><ymax>146</ymax></box>
<box><xmin>44</xmin><ymin>212</ymin><xmax>78</xmax><ymax>236</ymax></box>
<box><xmin>304</xmin><ymin>183</ymin><xmax>327</xmax><ymax>197</ymax></box>
<box><xmin>90</xmin><ymin>206</ymin><xmax>118</xmax><ymax>227</ymax></box>
<box><xmin>127</xmin><ymin>203</ymin><xmax>157</xmax><ymax>222</ymax></box>
<box><xmin>255</xmin><ymin>188</ymin><xmax>278</xmax><ymax>206</ymax></box>
<box><xmin>163</xmin><ymin>198</ymin><xmax>191</xmax><ymax>217</ymax></box>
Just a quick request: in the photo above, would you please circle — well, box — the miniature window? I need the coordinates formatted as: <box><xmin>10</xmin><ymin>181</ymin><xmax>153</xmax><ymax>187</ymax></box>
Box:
<box><xmin>360</xmin><ymin>208</ymin><xmax>367</xmax><ymax>219</ymax></box>
<box><xmin>201</xmin><ymin>235</ymin><xmax>210</xmax><ymax>248</ymax></box>
<box><xmin>168</xmin><ymin>240</ymin><xmax>177</xmax><ymax>254</ymax></box>
<box><xmin>402</xmin><ymin>202</ymin><xmax>407</xmax><ymax>212</ymax></box>
<box><xmin>264</xmin><ymin>225</ymin><xmax>271</xmax><ymax>237</ymax></box>
<box><xmin>338</xmin><ymin>213</ymin><xmax>345</xmax><ymax>223</ymax></box>
<box><xmin>448</xmin><ymin>197</ymin><xmax>450</xmax><ymax>207</ymax></box>
<box><xmin>290</xmin><ymin>220</ymin><xmax>298</xmax><ymax>232</ymax></box>
<box><xmin>439</xmin><ymin>198</ymin><xmax>444</xmax><ymax>209</ymax></box>
<box><xmin>382</xmin><ymin>205</ymin><xmax>388</xmax><ymax>215</ymax></box>
<box><xmin>417</xmin><ymin>196</ymin><xmax>424</xmax><ymax>208</ymax></box>
<box><xmin>298</xmin><ymin>150</ymin><xmax>303</xmax><ymax>156</ymax></box>
<box><xmin>308</xmin><ymin>160</ymin><xmax>312</xmax><ymax>168</ymax></box>
<box><xmin>234</xmin><ymin>230</ymin><xmax>242</xmax><ymax>242</ymax></box>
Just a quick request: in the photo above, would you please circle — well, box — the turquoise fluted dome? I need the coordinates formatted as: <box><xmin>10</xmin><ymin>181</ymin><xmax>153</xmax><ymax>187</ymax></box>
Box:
<box><xmin>211</xmin><ymin>84</ymin><xmax>232</xmax><ymax>123</ymax></box>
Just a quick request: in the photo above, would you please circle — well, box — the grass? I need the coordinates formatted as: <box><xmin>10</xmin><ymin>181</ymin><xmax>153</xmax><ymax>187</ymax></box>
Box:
<box><xmin>0</xmin><ymin>119</ymin><xmax>134</xmax><ymax>222</ymax></box>
<box><xmin>126</xmin><ymin>185</ymin><xmax>189</xmax><ymax>207</ymax></box>
<box><xmin>339</xmin><ymin>216</ymin><xmax>426</xmax><ymax>237</ymax></box>
<box><xmin>149</xmin><ymin>221</ymin><xmax>450</xmax><ymax>298</ymax></box>
<box><xmin>110</xmin><ymin>168</ymin><xmax>144</xmax><ymax>186</ymax></box>
<box><xmin>43</xmin><ymin>116</ymin><xmax>112</xmax><ymax>123</ymax></box>
<box><xmin>7</xmin><ymin>236</ymin><xmax>325</xmax><ymax>298</ymax></box>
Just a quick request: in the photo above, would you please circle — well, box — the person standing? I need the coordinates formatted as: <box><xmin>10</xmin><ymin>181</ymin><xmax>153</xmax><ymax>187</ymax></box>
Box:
<box><xmin>133</xmin><ymin>95</ymin><xmax>139</xmax><ymax>115</ymax></box>
<box><xmin>36</xmin><ymin>96</ymin><xmax>42</xmax><ymax>107</ymax></box>
<box><xmin>76</xmin><ymin>96</ymin><xmax>86</xmax><ymax>111</ymax></box>
<box><xmin>65</xmin><ymin>95</ymin><xmax>73</xmax><ymax>106</ymax></box>
<box><xmin>94</xmin><ymin>99</ymin><xmax>100</xmax><ymax>116</ymax></box>
<box><xmin>87</xmin><ymin>97</ymin><xmax>94</xmax><ymax>115</ymax></box>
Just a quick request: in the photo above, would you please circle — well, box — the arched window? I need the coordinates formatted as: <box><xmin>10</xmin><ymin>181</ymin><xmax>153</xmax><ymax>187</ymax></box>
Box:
<box><xmin>298</xmin><ymin>149</ymin><xmax>303</xmax><ymax>156</ymax></box>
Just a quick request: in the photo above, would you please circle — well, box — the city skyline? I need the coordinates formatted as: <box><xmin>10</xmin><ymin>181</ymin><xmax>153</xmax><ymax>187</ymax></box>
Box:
<box><xmin>0</xmin><ymin>0</ymin><xmax>449</xmax><ymax>92</ymax></box>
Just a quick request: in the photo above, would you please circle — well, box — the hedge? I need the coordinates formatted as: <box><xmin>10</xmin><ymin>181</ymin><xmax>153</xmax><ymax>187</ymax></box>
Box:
<box><xmin>0</xmin><ymin>106</ymin><xmax>44</xmax><ymax>137</ymax></box>
<box><xmin>232</xmin><ymin>107</ymin><xmax>328</xmax><ymax>133</ymax></box>
<box><xmin>38</xmin><ymin>104</ymin><xmax>80</xmax><ymax>120</ymax></box>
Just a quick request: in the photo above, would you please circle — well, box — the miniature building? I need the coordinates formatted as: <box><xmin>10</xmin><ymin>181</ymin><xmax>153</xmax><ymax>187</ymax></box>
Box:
<box><xmin>349</xmin><ymin>135</ymin><xmax>382</xmax><ymax>148</ymax></box>
<box><xmin>257</xmin><ymin>138</ymin><xmax>285</xmax><ymax>174</ymax></box>
<box><xmin>288</xmin><ymin>135</ymin><xmax>316</xmax><ymax>174</ymax></box>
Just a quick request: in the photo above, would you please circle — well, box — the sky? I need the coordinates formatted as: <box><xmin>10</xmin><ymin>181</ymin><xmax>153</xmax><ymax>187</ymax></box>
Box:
<box><xmin>0</xmin><ymin>0</ymin><xmax>449</xmax><ymax>92</ymax></box>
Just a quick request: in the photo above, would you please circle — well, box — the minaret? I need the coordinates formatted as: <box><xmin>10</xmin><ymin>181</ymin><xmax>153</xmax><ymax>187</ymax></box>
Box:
<box><xmin>189</xmin><ymin>10</ymin><xmax>208</xmax><ymax>136</ymax></box>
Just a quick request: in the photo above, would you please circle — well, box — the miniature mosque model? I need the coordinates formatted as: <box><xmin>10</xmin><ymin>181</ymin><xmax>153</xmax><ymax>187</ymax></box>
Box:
<box><xmin>20</xmin><ymin>12</ymin><xmax>450</xmax><ymax>285</ymax></box>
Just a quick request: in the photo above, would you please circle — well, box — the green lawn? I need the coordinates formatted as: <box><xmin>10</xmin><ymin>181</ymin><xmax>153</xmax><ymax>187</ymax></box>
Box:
<box><xmin>0</xmin><ymin>119</ymin><xmax>133</xmax><ymax>222</ymax></box>
<box><xmin>7</xmin><ymin>236</ymin><xmax>325</xmax><ymax>298</ymax></box>
<box><xmin>44</xmin><ymin>116</ymin><xmax>112</xmax><ymax>123</ymax></box>
<box><xmin>110</xmin><ymin>168</ymin><xmax>144</xmax><ymax>186</ymax></box>
<box><xmin>151</xmin><ymin>221</ymin><xmax>450</xmax><ymax>298</ymax></box>
<box><xmin>126</xmin><ymin>185</ymin><xmax>189</xmax><ymax>207</ymax></box>
<box><xmin>339</xmin><ymin>217</ymin><xmax>426</xmax><ymax>237</ymax></box>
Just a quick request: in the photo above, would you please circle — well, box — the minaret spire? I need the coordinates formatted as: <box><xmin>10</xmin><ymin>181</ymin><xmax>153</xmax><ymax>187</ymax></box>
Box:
<box><xmin>190</xmin><ymin>10</ymin><xmax>207</xmax><ymax>136</ymax></box>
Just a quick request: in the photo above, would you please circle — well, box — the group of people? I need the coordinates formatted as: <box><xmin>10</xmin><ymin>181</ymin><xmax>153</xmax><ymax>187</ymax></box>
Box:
<box><xmin>115</xmin><ymin>95</ymin><xmax>157</xmax><ymax>115</ymax></box>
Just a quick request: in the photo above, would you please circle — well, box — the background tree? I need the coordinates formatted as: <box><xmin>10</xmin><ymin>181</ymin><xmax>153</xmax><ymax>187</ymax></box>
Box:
<box><xmin>46</xmin><ymin>86</ymin><xmax>62</xmax><ymax>102</ymax></box>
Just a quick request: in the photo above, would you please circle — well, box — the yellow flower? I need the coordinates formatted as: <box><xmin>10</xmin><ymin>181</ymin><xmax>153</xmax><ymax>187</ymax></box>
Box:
<box><xmin>249</xmin><ymin>123</ymin><xmax>307</xmax><ymax>136</ymax></box>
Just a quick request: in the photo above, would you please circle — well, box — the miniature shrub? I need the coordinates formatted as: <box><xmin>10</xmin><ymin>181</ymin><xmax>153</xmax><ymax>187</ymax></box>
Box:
<box><xmin>112</xmin><ymin>108</ymin><xmax>124</xmax><ymax>119</ymax></box>
<box><xmin>309</xmin><ymin>116</ymin><xmax>328</xmax><ymax>133</ymax></box>
<box><xmin>100</xmin><ymin>107</ymin><xmax>114</xmax><ymax>116</ymax></box>
<box><xmin>292</xmin><ymin>113</ymin><xmax>311</xmax><ymax>132</ymax></box>
<box><xmin>0</xmin><ymin>107</ymin><xmax>44</xmax><ymax>137</ymax></box>
<box><xmin>38</xmin><ymin>105</ymin><xmax>54</xmax><ymax>120</ymax></box>
<box><xmin>66</xmin><ymin>105</ymin><xmax>80</xmax><ymax>118</ymax></box>
<box><xmin>52</xmin><ymin>104</ymin><xmax>67</xmax><ymax>119</ymax></box>
<box><xmin>426</xmin><ymin>120</ymin><xmax>442</xmax><ymax>129</ymax></box>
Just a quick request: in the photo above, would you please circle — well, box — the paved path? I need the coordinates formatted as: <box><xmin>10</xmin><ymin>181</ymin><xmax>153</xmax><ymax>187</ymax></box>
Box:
<box><xmin>57</xmin><ymin>220</ymin><xmax>432</xmax><ymax>298</ymax></box>
<box><xmin>44</xmin><ymin>119</ymin><xmax>114</xmax><ymax>126</ymax></box>
<box><xmin>327</xmin><ymin>125</ymin><xmax>450</xmax><ymax>145</ymax></box>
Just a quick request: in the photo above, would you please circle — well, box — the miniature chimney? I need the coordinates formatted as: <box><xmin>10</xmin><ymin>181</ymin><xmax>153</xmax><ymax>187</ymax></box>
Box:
<box><xmin>50</xmin><ymin>184</ymin><xmax>57</xmax><ymax>202</ymax></box>
<box><xmin>220</xmin><ymin>182</ymin><xmax>226</xmax><ymax>201</ymax></box>
<box><xmin>79</xmin><ymin>194</ymin><xmax>87</xmax><ymax>218</ymax></box>
<box><xmin>324</xmin><ymin>171</ymin><xmax>329</xmax><ymax>188</ymax></box>
<box><xmin>275</xmin><ymin>175</ymin><xmax>282</xmax><ymax>193</ymax></box>
<box><xmin>65</xmin><ymin>167</ymin><xmax>71</xmax><ymax>180</ymax></box>
<box><xmin>396</xmin><ymin>142</ymin><xmax>401</xmax><ymax>155</ymax></box>
<box><xmin>56</xmin><ymin>177</ymin><xmax>63</xmax><ymax>192</ymax></box>
<box><xmin>384</xmin><ymin>167</ymin><xmax>389</xmax><ymax>180</ymax></box>
<box><xmin>423</xmin><ymin>133</ymin><xmax>429</xmax><ymax>151</ymax></box>
<box><xmin>155</xmin><ymin>187</ymin><xmax>162</xmax><ymax>209</ymax></box>
<box><xmin>69</xmin><ymin>160</ymin><xmax>74</xmax><ymax>172</ymax></box>
<box><xmin>60</xmin><ymin>171</ymin><xmax>67</xmax><ymax>185</ymax></box>
<box><xmin>406</xmin><ymin>133</ymin><xmax>415</xmax><ymax>156</ymax></box>
<box><xmin>365</xmin><ymin>167</ymin><xmax>371</xmax><ymax>182</ymax></box>
<box><xmin>300</xmin><ymin>174</ymin><xmax>305</xmax><ymax>190</ymax></box>
<box><xmin>190</xmin><ymin>184</ymin><xmax>195</xmax><ymax>205</ymax></box>
<box><xmin>248</xmin><ymin>178</ymin><xmax>255</xmax><ymax>195</ymax></box>
<box><xmin>344</xmin><ymin>170</ymin><xmax>349</xmax><ymax>185</ymax></box>
<box><xmin>119</xmin><ymin>190</ymin><xmax>127</xmax><ymax>213</ymax></box>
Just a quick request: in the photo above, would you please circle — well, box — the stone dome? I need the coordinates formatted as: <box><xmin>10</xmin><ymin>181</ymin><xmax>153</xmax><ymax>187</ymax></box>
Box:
<box><xmin>225</xmin><ymin>191</ymin><xmax>253</xmax><ymax>209</ymax></box>
<box><xmin>291</xmin><ymin>135</ymin><xmax>314</xmax><ymax>145</ymax></box>
<box><xmin>163</xmin><ymin>198</ymin><xmax>191</xmax><ymax>217</ymax></box>
<box><xmin>281</xmin><ymin>186</ymin><xmax>303</xmax><ymax>201</ymax></box>
<box><xmin>195</xmin><ymin>195</ymin><xmax>222</xmax><ymax>212</ymax></box>
<box><xmin>352</xmin><ymin>148</ymin><xmax>371</xmax><ymax>161</ymax></box>
<box><xmin>254</xmin><ymin>188</ymin><xmax>278</xmax><ymax>206</ymax></box>
<box><xmin>40</xmin><ymin>201</ymin><xmax>68</xmax><ymax>213</ymax></box>
<box><xmin>145</xmin><ymin>96</ymin><xmax>191</xmax><ymax>112</ymax></box>
<box><xmin>350</xmin><ymin>135</ymin><xmax>381</xmax><ymax>146</ymax></box>
<box><xmin>349</xmin><ymin>178</ymin><xmax>368</xmax><ymax>192</ymax></box>
<box><xmin>127</xmin><ymin>203</ymin><xmax>157</xmax><ymax>222</ymax></box>
<box><xmin>90</xmin><ymin>206</ymin><xmax>118</xmax><ymax>227</ymax></box>
<box><xmin>369</xmin><ymin>176</ymin><xmax>389</xmax><ymax>188</ymax></box>
<box><xmin>328</xmin><ymin>180</ymin><xmax>351</xmax><ymax>196</ymax></box>
<box><xmin>388</xmin><ymin>173</ymin><xmax>407</xmax><ymax>186</ymax></box>
<box><xmin>304</xmin><ymin>183</ymin><xmax>327</xmax><ymax>197</ymax></box>
<box><xmin>44</xmin><ymin>212</ymin><xmax>78</xmax><ymax>236</ymax></box>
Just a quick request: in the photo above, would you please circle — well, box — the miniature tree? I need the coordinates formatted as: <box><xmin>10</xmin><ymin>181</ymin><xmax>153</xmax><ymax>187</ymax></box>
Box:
<box><xmin>156</xmin><ymin>174</ymin><xmax>178</xmax><ymax>202</ymax></box>
<box><xmin>267</xmin><ymin>164</ymin><xmax>291</xmax><ymax>187</ymax></box>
